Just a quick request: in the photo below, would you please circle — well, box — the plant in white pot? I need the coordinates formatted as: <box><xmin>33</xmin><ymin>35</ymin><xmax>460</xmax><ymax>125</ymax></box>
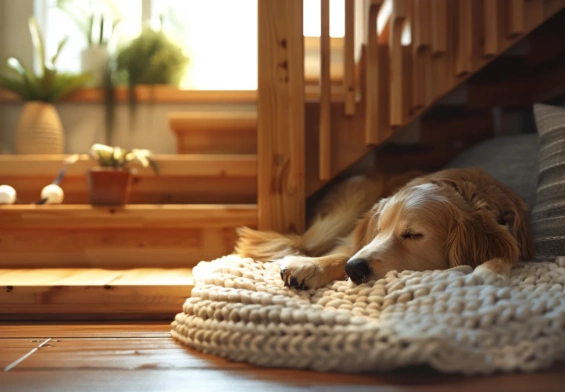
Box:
<box><xmin>0</xmin><ymin>17</ymin><xmax>90</xmax><ymax>154</ymax></box>
<box><xmin>56</xmin><ymin>0</ymin><xmax>122</xmax><ymax>87</ymax></box>
<box><xmin>85</xmin><ymin>143</ymin><xmax>158</xmax><ymax>206</ymax></box>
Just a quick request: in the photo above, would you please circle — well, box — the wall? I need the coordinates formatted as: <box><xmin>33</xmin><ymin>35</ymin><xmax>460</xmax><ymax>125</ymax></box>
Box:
<box><xmin>1</xmin><ymin>101</ymin><xmax>256</xmax><ymax>154</ymax></box>
<box><xmin>0</xmin><ymin>0</ymin><xmax>256</xmax><ymax>154</ymax></box>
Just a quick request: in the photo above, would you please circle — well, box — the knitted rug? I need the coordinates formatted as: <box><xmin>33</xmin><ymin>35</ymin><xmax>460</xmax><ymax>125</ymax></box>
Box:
<box><xmin>170</xmin><ymin>255</ymin><xmax>565</xmax><ymax>375</ymax></box>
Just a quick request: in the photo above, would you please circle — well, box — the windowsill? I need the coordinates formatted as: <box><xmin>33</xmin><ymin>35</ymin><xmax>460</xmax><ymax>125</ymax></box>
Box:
<box><xmin>0</xmin><ymin>85</ymin><xmax>258</xmax><ymax>104</ymax></box>
<box><xmin>0</xmin><ymin>83</ymin><xmax>345</xmax><ymax>105</ymax></box>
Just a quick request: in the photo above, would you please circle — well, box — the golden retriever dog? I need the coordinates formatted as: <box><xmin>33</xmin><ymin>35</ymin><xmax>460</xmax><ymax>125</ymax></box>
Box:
<box><xmin>235</xmin><ymin>167</ymin><xmax>534</xmax><ymax>290</ymax></box>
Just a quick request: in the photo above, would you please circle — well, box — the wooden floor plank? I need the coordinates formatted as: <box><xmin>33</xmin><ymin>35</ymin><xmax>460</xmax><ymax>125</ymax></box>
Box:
<box><xmin>9</xmin><ymin>338</ymin><xmax>248</xmax><ymax>371</ymax></box>
<box><xmin>2</xmin><ymin>365</ymin><xmax>565</xmax><ymax>392</ymax></box>
<box><xmin>0</xmin><ymin>324</ymin><xmax>564</xmax><ymax>391</ymax></box>
<box><xmin>0</xmin><ymin>323</ymin><xmax>171</xmax><ymax>338</ymax></box>
<box><xmin>0</xmin><ymin>270</ymin><xmax>193</xmax><ymax>322</ymax></box>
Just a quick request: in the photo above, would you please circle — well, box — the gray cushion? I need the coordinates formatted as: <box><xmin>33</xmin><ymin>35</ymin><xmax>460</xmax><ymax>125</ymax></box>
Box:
<box><xmin>531</xmin><ymin>103</ymin><xmax>565</xmax><ymax>259</ymax></box>
<box><xmin>443</xmin><ymin>133</ymin><xmax>539</xmax><ymax>210</ymax></box>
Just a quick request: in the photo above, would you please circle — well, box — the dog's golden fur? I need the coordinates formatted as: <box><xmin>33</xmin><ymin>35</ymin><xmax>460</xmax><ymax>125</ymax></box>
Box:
<box><xmin>235</xmin><ymin>167</ymin><xmax>534</xmax><ymax>290</ymax></box>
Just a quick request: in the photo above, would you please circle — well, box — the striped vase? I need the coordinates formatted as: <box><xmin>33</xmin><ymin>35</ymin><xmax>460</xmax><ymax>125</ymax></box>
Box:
<box><xmin>15</xmin><ymin>101</ymin><xmax>65</xmax><ymax>154</ymax></box>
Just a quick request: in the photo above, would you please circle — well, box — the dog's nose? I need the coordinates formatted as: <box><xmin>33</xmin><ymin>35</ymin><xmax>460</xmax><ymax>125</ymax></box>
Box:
<box><xmin>345</xmin><ymin>258</ymin><xmax>372</xmax><ymax>285</ymax></box>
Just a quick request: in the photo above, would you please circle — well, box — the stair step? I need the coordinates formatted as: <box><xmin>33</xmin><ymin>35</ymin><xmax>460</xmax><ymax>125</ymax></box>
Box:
<box><xmin>0</xmin><ymin>154</ymin><xmax>257</xmax><ymax>204</ymax></box>
<box><xmin>0</xmin><ymin>268</ymin><xmax>194</xmax><ymax>321</ymax></box>
<box><xmin>0</xmin><ymin>204</ymin><xmax>257</xmax><ymax>268</ymax></box>
<box><xmin>169</xmin><ymin>112</ymin><xmax>257</xmax><ymax>154</ymax></box>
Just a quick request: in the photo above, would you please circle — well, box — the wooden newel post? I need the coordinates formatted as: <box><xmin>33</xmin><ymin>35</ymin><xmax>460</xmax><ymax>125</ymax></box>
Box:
<box><xmin>257</xmin><ymin>0</ymin><xmax>306</xmax><ymax>234</ymax></box>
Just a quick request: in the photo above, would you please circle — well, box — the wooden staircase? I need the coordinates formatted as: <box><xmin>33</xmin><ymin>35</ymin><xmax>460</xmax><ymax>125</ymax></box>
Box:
<box><xmin>2</xmin><ymin>0</ymin><xmax>565</xmax><ymax>321</ymax></box>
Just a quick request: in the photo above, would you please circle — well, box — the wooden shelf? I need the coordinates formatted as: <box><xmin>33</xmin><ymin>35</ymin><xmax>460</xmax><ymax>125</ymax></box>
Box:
<box><xmin>0</xmin><ymin>268</ymin><xmax>193</xmax><ymax>321</ymax></box>
<box><xmin>0</xmin><ymin>204</ymin><xmax>256</xmax><ymax>269</ymax></box>
<box><xmin>0</xmin><ymin>154</ymin><xmax>258</xmax><ymax>204</ymax></box>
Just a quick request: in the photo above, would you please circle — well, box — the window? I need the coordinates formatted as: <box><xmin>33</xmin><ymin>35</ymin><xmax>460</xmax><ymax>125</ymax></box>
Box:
<box><xmin>34</xmin><ymin>0</ymin><xmax>348</xmax><ymax>91</ymax></box>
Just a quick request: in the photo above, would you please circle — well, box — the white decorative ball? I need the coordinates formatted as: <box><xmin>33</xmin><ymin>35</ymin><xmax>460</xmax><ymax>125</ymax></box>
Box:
<box><xmin>41</xmin><ymin>184</ymin><xmax>64</xmax><ymax>204</ymax></box>
<box><xmin>0</xmin><ymin>185</ymin><xmax>16</xmax><ymax>205</ymax></box>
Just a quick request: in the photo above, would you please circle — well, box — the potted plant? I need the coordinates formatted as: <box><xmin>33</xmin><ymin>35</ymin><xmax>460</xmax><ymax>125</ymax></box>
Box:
<box><xmin>0</xmin><ymin>17</ymin><xmax>90</xmax><ymax>154</ymax></box>
<box><xmin>116</xmin><ymin>23</ymin><xmax>189</xmax><ymax>114</ymax></box>
<box><xmin>86</xmin><ymin>143</ymin><xmax>158</xmax><ymax>206</ymax></box>
<box><xmin>56</xmin><ymin>0</ymin><xmax>122</xmax><ymax>87</ymax></box>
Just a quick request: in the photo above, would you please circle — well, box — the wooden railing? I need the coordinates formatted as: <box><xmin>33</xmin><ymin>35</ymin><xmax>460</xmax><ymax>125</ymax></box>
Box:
<box><xmin>257</xmin><ymin>0</ymin><xmax>565</xmax><ymax>234</ymax></box>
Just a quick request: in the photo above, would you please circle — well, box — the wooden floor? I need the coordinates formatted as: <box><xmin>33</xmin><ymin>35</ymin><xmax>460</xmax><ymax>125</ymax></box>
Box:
<box><xmin>1</xmin><ymin>323</ymin><xmax>564</xmax><ymax>391</ymax></box>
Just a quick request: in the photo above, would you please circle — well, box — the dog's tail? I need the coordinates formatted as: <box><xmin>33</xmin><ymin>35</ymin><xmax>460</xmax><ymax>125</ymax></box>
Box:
<box><xmin>234</xmin><ymin>227</ymin><xmax>305</xmax><ymax>261</ymax></box>
<box><xmin>234</xmin><ymin>215</ymin><xmax>349</xmax><ymax>261</ymax></box>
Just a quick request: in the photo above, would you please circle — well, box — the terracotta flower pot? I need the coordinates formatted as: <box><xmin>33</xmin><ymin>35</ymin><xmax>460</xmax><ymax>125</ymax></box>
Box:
<box><xmin>86</xmin><ymin>168</ymin><xmax>133</xmax><ymax>206</ymax></box>
<box><xmin>15</xmin><ymin>101</ymin><xmax>65</xmax><ymax>154</ymax></box>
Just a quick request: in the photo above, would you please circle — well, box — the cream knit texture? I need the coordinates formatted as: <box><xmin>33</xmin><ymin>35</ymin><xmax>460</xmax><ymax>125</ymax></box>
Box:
<box><xmin>171</xmin><ymin>255</ymin><xmax>565</xmax><ymax>374</ymax></box>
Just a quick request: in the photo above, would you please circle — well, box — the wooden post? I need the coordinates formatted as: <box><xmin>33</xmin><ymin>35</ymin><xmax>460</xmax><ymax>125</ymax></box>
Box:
<box><xmin>320</xmin><ymin>0</ymin><xmax>332</xmax><ymax>180</ymax></box>
<box><xmin>364</xmin><ymin>0</ymin><xmax>384</xmax><ymax>145</ymax></box>
<box><xmin>257</xmin><ymin>0</ymin><xmax>306</xmax><ymax>234</ymax></box>
<box><xmin>456</xmin><ymin>0</ymin><xmax>474</xmax><ymax>76</ymax></box>
<box><xmin>412</xmin><ymin>0</ymin><xmax>431</xmax><ymax>110</ymax></box>
<box><xmin>344</xmin><ymin>0</ymin><xmax>356</xmax><ymax>115</ymax></box>
<box><xmin>484</xmin><ymin>0</ymin><xmax>500</xmax><ymax>57</ymax></box>
<box><xmin>389</xmin><ymin>0</ymin><xmax>410</xmax><ymax>127</ymax></box>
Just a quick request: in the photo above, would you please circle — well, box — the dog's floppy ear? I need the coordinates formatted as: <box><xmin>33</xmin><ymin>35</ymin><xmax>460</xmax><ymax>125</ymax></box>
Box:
<box><xmin>434</xmin><ymin>177</ymin><xmax>534</xmax><ymax>261</ymax></box>
<box><xmin>501</xmin><ymin>198</ymin><xmax>535</xmax><ymax>260</ymax></box>
<box><xmin>445</xmin><ymin>204</ymin><xmax>519</xmax><ymax>268</ymax></box>
<box><xmin>352</xmin><ymin>198</ymin><xmax>387</xmax><ymax>249</ymax></box>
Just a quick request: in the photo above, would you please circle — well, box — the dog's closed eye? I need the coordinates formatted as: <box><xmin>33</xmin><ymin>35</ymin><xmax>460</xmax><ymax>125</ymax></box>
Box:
<box><xmin>401</xmin><ymin>232</ymin><xmax>423</xmax><ymax>240</ymax></box>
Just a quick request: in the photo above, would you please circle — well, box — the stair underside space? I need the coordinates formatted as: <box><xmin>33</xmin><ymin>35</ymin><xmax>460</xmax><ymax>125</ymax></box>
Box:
<box><xmin>0</xmin><ymin>268</ymin><xmax>194</xmax><ymax>321</ymax></box>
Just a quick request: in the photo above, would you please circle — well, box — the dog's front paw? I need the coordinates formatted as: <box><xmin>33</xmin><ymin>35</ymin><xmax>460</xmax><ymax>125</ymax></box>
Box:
<box><xmin>472</xmin><ymin>264</ymin><xmax>510</xmax><ymax>286</ymax></box>
<box><xmin>276</xmin><ymin>256</ymin><xmax>325</xmax><ymax>290</ymax></box>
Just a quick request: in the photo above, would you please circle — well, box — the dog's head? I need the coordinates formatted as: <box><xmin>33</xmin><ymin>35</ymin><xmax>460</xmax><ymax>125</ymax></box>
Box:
<box><xmin>345</xmin><ymin>181</ymin><xmax>521</xmax><ymax>285</ymax></box>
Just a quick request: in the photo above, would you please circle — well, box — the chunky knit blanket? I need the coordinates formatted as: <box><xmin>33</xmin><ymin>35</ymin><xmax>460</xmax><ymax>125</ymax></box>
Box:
<box><xmin>171</xmin><ymin>255</ymin><xmax>565</xmax><ymax>374</ymax></box>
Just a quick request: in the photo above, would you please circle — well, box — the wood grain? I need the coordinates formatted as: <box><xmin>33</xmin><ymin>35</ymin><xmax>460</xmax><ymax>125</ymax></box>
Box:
<box><xmin>0</xmin><ymin>269</ymin><xmax>193</xmax><ymax>321</ymax></box>
<box><xmin>456</xmin><ymin>0</ymin><xmax>474</xmax><ymax>76</ymax></box>
<box><xmin>389</xmin><ymin>0</ymin><xmax>411</xmax><ymax>127</ymax></box>
<box><xmin>430</xmin><ymin>0</ymin><xmax>448</xmax><ymax>54</ymax></box>
<box><xmin>169</xmin><ymin>112</ymin><xmax>257</xmax><ymax>154</ymax></box>
<box><xmin>344</xmin><ymin>0</ymin><xmax>356</xmax><ymax>115</ymax></box>
<box><xmin>0</xmin><ymin>154</ymin><xmax>257</xmax><ymax>178</ymax></box>
<box><xmin>0</xmin><ymin>154</ymin><xmax>258</xmax><ymax>205</ymax></box>
<box><xmin>364</xmin><ymin>0</ymin><xmax>384</xmax><ymax>145</ymax></box>
<box><xmin>257</xmin><ymin>0</ymin><xmax>306</xmax><ymax>233</ymax></box>
<box><xmin>412</xmin><ymin>0</ymin><xmax>432</xmax><ymax>110</ymax></box>
<box><xmin>484</xmin><ymin>0</ymin><xmax>500</xmax><ymax>56</ymax></box>
<box><xmin>0</xmin><ymin>86</ymin><xmax>258</xmax><ymax>104</ymax></box>
<box><xmin>0</xmin><ymin>205</ymin><xmax>254</xmax><ymax>268</ymax></box>
<box><xmin>319</xmin><ymin>0</ymin><xmax>332</xmax><ymax>180</ymax></box>
<box><xmin>1</xmin><ymin>324</ymin><xmax>565</xmax><ymax>392</ymax></box>
<box><xmin>0</xmin><ymin>204</ymin><xmax>257</xmax><ymax>229</ymax></box>
<box><xmin>508</xmin><ymin>0</ymin><xmax>525</xmax><ymax>37</ymax></box>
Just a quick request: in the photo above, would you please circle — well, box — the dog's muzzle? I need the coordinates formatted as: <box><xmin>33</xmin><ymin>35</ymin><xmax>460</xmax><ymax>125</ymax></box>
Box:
<box><xmin>345</xmin><ymin>258</ymin><xmax>372</xmax><ymax>285</ymax></box>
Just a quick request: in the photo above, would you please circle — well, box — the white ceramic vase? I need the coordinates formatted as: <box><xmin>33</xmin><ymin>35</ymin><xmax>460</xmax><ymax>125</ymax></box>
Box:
<box><xmin>81</xmin><ymin>44</ymin><xmax>109</xmax><ymax>87</ymax></box>
<box><xmin>15</xmin><ymin>101</ymin><xmax>65</xmax><ymax>154</ymax></box>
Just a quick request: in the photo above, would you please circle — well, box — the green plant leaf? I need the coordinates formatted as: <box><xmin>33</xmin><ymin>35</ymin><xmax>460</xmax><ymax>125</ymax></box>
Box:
<box><xmin>28</xmin><ymin>16</ymin><xmax>46</xmax><ymax>77</ymax></box>
<box><xmin>49</xmin><ymin>72</ymin><xmax>91</xmax><ymax>102</ymax></box>
<box><xmin>4</xmin><ymin>57</ymin><xmax>39</xmax><ymax>99</ymax></box>
<box><xmin>51</xmin><ymin>36</ymin><xmax>69</xmax><ymax>66</ymax></box>
<box><xmin>0</xmin><ymin>73</ymin><xmax>32</xmax><ymax>100</ymax></box>
<box><xmin>87</xmin><ymin>14</ymin><xmax>95</xmax><ymax>46</ymax></box>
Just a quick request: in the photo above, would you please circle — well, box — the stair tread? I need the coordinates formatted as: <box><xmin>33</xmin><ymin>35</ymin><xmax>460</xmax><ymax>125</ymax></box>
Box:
<box><xmin>0</xmin><ymin>267</ymin><xmax>194</xmax><ymax>286</ymax></box>
<box><xmin>0</xmin><ymin>204</ymin><xmax>258</xmax><ymax>229</ymax></box>
<box><xmin>0</xmin><ymin>268</ymin><xmax>194</xmax><ymax>321</ymax></box>
<box><xmin>0</xmin><ymin>154</ymin><xmax>258</xmax><ymax>177</ymax></box>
